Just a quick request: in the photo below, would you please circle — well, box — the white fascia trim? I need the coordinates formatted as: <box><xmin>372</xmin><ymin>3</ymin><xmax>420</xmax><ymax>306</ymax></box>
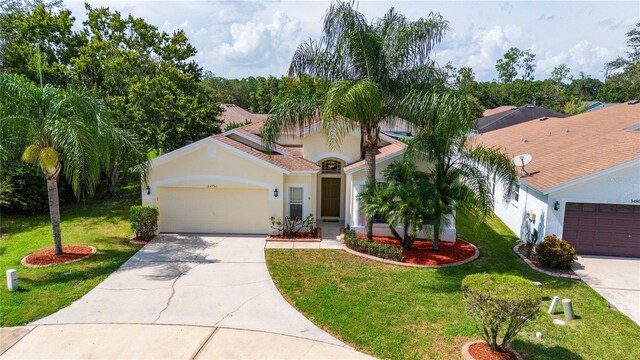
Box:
<box><xmin>149</xmin><ymin>137</ymin><xmax>216</xmax><ymax>167</ymax></box>
<box><xmin>211</xmin><ymin>138</ymin><xmax>291</xmax><ymax>175</ymax></box>
<box><xmin>344</xmin><ymin>149</ymin><xmax>405</xmax><ymax>174</ymax></box>
<box><xmin>542</xmin><ymin>158</ymin><xmax>640</xmax><ymax>195</ymax></box>
<box><xmin>290</xmin><ymin>170</ymin><xmax>318</xmax><ymax>175</ymax></box>
<box><xmin>228</xmin><ymin>130</ymin><xmax>291</xmax><ymax>156</ymax></box>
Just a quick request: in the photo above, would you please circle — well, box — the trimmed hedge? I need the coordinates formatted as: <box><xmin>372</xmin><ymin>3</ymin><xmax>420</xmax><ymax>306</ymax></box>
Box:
<box><xmin>344</xmin><ymin>230</ymin><xmax>404</xmax><ymax>262</ymax></box>
<box><xmin>535</xmin><ymin>234</ymin><xmax>578</xmax><ymax>269</ymax></box>
<box><xmin>462</xmin><ymin>273</ymin><xmax>541</xmax><ymax>351</ymax></box>
<box><xmin>129</xmin><ymin>205</ymin><xmax>159</xmax><ymax>241</ymax></box>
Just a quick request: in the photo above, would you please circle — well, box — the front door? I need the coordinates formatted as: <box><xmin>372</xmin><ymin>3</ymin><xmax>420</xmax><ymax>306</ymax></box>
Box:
<box><xmin>321</xmin><ymin>177</ymin><xmax>341</xmax><ymax>218</ymax></box>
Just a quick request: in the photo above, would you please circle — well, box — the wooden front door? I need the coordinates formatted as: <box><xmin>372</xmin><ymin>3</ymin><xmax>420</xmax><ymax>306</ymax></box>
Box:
<box><xmin>321</xmin><ymin>177</ymin><xmax>341</xmax><ymax>217</ymax></box>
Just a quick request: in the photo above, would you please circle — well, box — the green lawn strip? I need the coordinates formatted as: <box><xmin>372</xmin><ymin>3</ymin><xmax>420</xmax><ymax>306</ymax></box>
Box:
<box><xmin>266</xmin><ymin>213</ymin><xmax>640</xmax><ymax>360</ymax></box>
<box><xmin>0</xmin><ymin>196</ymin><xmax>141</xmax><ymax>327</ymax></box>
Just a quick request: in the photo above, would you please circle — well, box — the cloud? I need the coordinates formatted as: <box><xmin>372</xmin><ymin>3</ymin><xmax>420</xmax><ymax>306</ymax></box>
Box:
<box><xmin>500</xmin><ymin>2</ymin><xmax>513</xmax><ymax>14</ymax></box>
<box><xmin>536</xmin><ymin>40</ymin><xmax>615</xmax><ymax>78</ymax></box>
<box><xmin>205</xmin><ymin>11</ymin><xmax>301</xmax><ymax>75</ymax></box>
<box><xmin>598</xmin><ymin>16</ymin><xmax>637</xmax><ymax>30</ymax></box>
<box><xmin>539</xmin><ymin>14</ymin><xmax>555</xmax><ymax>21</ymax></box>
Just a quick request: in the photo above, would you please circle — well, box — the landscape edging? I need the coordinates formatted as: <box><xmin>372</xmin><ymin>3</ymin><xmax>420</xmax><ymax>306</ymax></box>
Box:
<box><xmin>20</xmin><ymin>246</ymin><xmax>97</xmax><ymax>268</ymax></box>
<box><xmin>512</xmin><ymin>242</ymin><xmax>581</xmax><ymax>280</ymax></box>
<box><xmin>342</xmin><ymin>238</ymin><xmax>479</xmax><ymax>268</ymax></box>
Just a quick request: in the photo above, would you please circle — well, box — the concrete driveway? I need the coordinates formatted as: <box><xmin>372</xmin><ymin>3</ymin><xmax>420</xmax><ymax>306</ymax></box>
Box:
<box><xmin>573</xmin><ymin>255</ymin><xmax>640</xmax><ymax>325</ymax></box>
<box><xmin>1</xmin><ymin>234</ymin><xmax>373</xmax><ymax>359</ymax></box>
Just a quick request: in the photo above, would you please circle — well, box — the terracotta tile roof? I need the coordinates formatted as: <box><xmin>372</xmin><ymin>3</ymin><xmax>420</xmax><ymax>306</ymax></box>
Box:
<box><xmin>212</xmin><ymin>134</ymin><xmax>319</xmax><ymax>172</ymax></box>
<box><xmin>343</xmin><ymin>134</ymin><xmax>406</xmax><ymax>172</ymax></box>
<box><xmin>483</xmin><ymin>105</ymin><xmax>516</xmax><ymax>117</ymax></box>
<box><xmin>475</xmin><ymin>102</ymin><xmax>640</xmax><ymax>192</ymax></box>
<box><xmin>476</xmin><ymin>105</ymin><xmax>566</xmax><ymax>133</ymax></box>
<box><xmin>219</xmin><ymin>104</ymin><xmax>267</xmax><ymax>126</ymax></box>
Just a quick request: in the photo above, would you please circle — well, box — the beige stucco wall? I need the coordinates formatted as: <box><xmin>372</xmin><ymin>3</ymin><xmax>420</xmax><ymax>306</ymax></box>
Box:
<box><xmin>302</xmin><ymin>130</ymin><xmax>361</xmax><ymax>163</ymax></box>
<box><xmin>142</xmin><ymin>139</ymin><xmax>284</xmax><ymax>231</ymax></box>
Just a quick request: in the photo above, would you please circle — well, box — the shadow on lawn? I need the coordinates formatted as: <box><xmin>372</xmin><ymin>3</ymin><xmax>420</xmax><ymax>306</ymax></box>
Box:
<box><xmin>513</xmin><ymin>339</ymin><xmax>584</xmax><ymax>360</ymax></box>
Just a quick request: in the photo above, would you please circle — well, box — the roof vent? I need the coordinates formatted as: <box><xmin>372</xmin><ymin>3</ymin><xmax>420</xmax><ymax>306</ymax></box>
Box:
<box><xmin>625</xmin><ymin>124</ymin><xmax>640</xmax><ymax>131</ymax></box>
<box><xmin>526</xmin><ymin>105</ymin><xmax>536</xmax><ymax>108</ymax></box>
<box><xmin>548</xmin><ymin>131</ymin><xmax>551</xmax><ymax>136</ymax></box>
<box><xmin>565</xmin><ymin>129</ymin><xmax>570</xmax><ymax>133</ymax></box>
<box><xmin>520</xmin><ymin>137</ymin><xmax>528</xmax><ymax>143</ymax></box>
<box><xmin>628</xmin><ymin>100</ymin><xmax>640</xmax><ymax>105</ymax></box>
<box><xmin>539</xmin><ymin>117</ymin><xmax>549</xmax><ymax>121</ymax></box>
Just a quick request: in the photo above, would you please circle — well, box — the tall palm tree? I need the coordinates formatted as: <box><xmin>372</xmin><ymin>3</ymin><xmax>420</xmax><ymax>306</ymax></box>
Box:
<box><xmin>401</xmin><ymin>92</ymin><xmax>518</xmax><ymax>251</ymax></box>
<box><xmin>261</xmin><ymin>1</ymin><xmax>448</xmax><ymax>240</ymax></box>
<box><xmin>0</xmin><ymin>48</ymin><xmax>147</xmax><ymax>255</ymax></box>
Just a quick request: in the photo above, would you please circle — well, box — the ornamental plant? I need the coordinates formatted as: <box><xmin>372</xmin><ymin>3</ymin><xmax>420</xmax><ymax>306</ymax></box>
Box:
<box><xmin>270</xmin><ymin>214</ymin><xmax>316</xmax><ymax>238</ymax></box>
<box><xmin>129</xmin><ymin>206</ymin><xmax>159</xmax><ymax>241</ymax></box>
<box><xmin>343</xmin><ymin>230</ymin><xmax>404</xmax><ymax>262</ymax></box>
<box><xmin>535</xmin><ymin>234</ymin><xmax>578</xmax><ymax>269</ymax></box>
<box><xmin>462</xmin><ymin>273</ymin><xmax>541</xmax><ymax>351</ymax></box>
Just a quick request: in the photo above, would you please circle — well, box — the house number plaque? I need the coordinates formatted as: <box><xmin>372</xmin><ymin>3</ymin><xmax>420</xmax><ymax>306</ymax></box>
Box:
<box><xmin>207</xmin><ymin>185</ymin><xmax>218</xmax><ymax>188</ymax></box>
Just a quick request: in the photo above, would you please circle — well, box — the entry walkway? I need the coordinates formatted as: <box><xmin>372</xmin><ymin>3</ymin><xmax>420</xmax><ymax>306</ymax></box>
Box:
<box><xmin>1</xmin><ymin>234</ymin><xmax>373</xmax><ymax>359</ymax></box>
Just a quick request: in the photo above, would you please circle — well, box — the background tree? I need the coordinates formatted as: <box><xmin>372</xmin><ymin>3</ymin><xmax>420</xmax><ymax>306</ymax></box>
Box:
<box><xmin>550</xmin><ymin>64</ymin><xmax>571</xmax><ymax>85</ymax></box>
<box><xmin>262</xmin><ymin>1</ymin><xmax>449</xmax><ymax>240</ymax></box>
<box><xmin>399</xmin><ymin>93</ymin><xmax>517</xmax><ymax>250</ymax></box>
<box><xmin>519</xmin><ymin>49</ymin><xmax>536</xmax><ymax>81</ymax></box>
<box><xmin>495</xmin><ymin>47</ymin><xmax>522</xmax><ymax>84</ymax></box>
<box><xmin>0</xmin><ymin>51</ymin><xmax>147</xmax><ymax>254</ymax></box>
<box><xmin>600</xmin><ymin>22</ymin><xmax>640</xmax><ymax>102</ymax></box>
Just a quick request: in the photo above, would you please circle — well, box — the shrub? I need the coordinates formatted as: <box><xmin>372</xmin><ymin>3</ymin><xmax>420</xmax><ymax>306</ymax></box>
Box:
<box><xmin>462</xmin><ymin>273</ymin><xmax>541</xmax><ymax>351</ymax></box>
<box><xmin>270</xmin><ymin>214</ymin><xmax>316</xmax><ymax>238</ymax></box>
<box><xmin>129</xmin><ymin>206</ymin><xmax>159</xmax><ymax>240</ymax></box>
<box><xmin>535</xmin><ymin>234</ymin><xmax>578</xmax><ymax>269</ymax></box>
<box><xmin>344</xmin><ymin>230</ymin><xmax>404</xmax><ymax>262</ymax></box>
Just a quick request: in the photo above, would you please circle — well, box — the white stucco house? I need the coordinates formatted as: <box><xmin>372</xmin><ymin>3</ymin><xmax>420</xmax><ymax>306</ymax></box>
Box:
<box><xmin>141</xmin><ymin>108</ymin><xmax>455</xmax><ymax>240</ymax></box>
<box><xmin>477</xmin><ymin>101</ymin><xmax>640</xmax><ymax>257</ymax></box>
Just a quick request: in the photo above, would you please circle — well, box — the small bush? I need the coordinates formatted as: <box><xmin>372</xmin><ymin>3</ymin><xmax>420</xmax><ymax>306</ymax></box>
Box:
<box><xmin>344</xmin><ymin>230</ymin><xmax>404</xmax><ymax>262</ymax></box>
<box><xmin>270</xmin><ymin>214</ymin><xmax>316</xmax><ymax>238</ymax></box>
<box><xmin>129</xmin><ymin>206</ymin><xmax>159</xmax><ymax>241</ymax></box>
<box><xmin>462</xmin><ymin>273</ymin><xmax>541</xmax><ymax>351</ymax></box>
<box><xmin>535</xmin><ymin>234</ymin><xmax>577</xmax><ymax>269</ymax></box>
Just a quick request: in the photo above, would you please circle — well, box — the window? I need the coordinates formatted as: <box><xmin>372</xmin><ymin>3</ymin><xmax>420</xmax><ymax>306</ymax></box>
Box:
<box><xmin>322</xmin><ymin>160</ymin><xmax>341</xmax><ymax>174</ymax></box>
<box><xmin>289</xmin><ymin>187</ymin><xmax>303</xmax><ymax>219</ymax></box>
<box><xmin>513</xmin><ymin>184</ymin><xmax>520</xmax><ymax>202</ymax></box>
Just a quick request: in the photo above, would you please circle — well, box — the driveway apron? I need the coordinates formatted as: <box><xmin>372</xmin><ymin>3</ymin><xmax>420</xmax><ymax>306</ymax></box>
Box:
<box><xmin>34</xmin><ymin>234</ymin><xmax>343</xmax><ymax>346</ymax></box>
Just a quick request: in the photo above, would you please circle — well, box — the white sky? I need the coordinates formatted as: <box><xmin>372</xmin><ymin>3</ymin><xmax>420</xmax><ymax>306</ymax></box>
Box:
<box><xmin>63</xmin><ymin>0</ymin><xmax>639</xmax><ymax>81</ymax></box>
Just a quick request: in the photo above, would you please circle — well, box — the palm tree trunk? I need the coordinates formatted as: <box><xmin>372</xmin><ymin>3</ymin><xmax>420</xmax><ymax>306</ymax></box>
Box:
<box><xmin>46</xmin><ymin>178</ymin><xmax>63</xmax><ymax>255</ymax></box>
<box><xmin>108</xmin><ymin>166</ymin><xmax>119</xmax><ymax>198</ymax></box>
<box><xmin>364</xmin><ymin>146</ymin><xmax>376</xmax><ymax>241</ymax></box>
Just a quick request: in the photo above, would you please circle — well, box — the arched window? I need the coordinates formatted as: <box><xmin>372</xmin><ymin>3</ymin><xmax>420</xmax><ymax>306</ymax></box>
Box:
<box><xmin>322</xmin><ymin>160</ymin><xmax>341</xmax><ymax>174</ymax></box>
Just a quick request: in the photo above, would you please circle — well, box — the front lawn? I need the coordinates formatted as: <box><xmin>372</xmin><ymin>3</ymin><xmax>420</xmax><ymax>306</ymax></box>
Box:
<box><xmin>266</xmin><ymin>213</ymin><xmax>640</xmax><ymax>359</ymax></box>
<box><xmin>0</xmin><ymin>194</ymin><xmax>141</xmax><ymax>327</ymax></box>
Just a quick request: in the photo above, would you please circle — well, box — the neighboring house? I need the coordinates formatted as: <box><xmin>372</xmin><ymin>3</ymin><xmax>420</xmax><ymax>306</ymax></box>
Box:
<box><xmin>584</xmin><ymin>101</ymin><xmax>621</xmax><ymax>112</ymax></box>
<box><xmin>219</xmin><ymin>104</ymin><xmax>267</xmax><ymax>128</ymax></box>
<box><xmin>483</xmin><ymin>105</ymin><xmax>516</xmax><ymax>117</ymax></box>
<box><xmin>141</xmin><ymin>108</ymin><xmax>455</xmax><ymax>240</ymax></box>
<box><xmin>475</xmin><ymin>105</ymin><xmax>566</xmax><ymax>133</ymax></box>
<box><xmin>477</xmin><ymin>101</ymin><xmax>640</xmax><ymax>257</ymax></box>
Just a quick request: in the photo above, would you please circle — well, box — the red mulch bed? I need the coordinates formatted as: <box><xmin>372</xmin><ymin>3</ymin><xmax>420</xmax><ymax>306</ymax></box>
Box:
<box><xmin>469</xmin><ymin>342</ymin><xmax>519</xmax><ymax>360</ymax></box>
<box><xmin>23</xmin><ymin>246</ymin><xmax>95</xmax><ymax>266</ymax></box>
<box><xmin>360</xmin><ymin>235</ymin><xmax>476</xmax><ymax>266</ymax></box>
<box><xmin>268</xmin><ymin>228</ymin><xmax>320</xmax><ymax>241</ymax></box>
<box><xmin>130</xmin><ymin>235</ymin><xmax>157</xmax><ymax>245</ymax></box>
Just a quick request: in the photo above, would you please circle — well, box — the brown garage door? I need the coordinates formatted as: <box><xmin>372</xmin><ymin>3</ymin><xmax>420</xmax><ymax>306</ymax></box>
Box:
<box><xmin>563</xmin><ymin>203</ymin><xmax>640</xmax><ymax>257</ymax></box>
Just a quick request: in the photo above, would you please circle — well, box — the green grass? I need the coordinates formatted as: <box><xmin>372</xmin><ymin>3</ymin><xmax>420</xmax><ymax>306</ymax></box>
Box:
<box><xmin>266</xmin><ymin>213</ymin><xmax>640</xmax><ymax>359</ymax></box>
<box><xmin>0</xmin><ymin>193</ymin><xmax>141</xmax><ymax>327</ymax></box>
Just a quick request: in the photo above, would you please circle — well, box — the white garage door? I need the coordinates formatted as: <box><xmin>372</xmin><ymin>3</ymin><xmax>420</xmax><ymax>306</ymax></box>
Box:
<box><xmin>158</xmin><ymin>187</ymin><xmax>270</xmax><ymax>234</ymax></box>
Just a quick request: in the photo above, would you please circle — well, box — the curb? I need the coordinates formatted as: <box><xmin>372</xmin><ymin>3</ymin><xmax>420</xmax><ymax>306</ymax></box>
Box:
<box><xmin>512</xmin><ymin>243</ymin><xmax>581</xmax><ymax>280</ymax></box>
<box><xmin>342</xmin><ymin>239</ymin><xmax>479</xmax><ymax>268</ymax></box>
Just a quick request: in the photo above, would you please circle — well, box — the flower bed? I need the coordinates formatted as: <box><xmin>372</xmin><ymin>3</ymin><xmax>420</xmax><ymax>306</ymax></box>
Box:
<box><xmin>267</xmin><ymin>228</ymin><xmax>320</xmax><ymax>242</ymax></box>
<box><xmin>344</xmin><ymin>230</ymin><xmax>478</xmax><ymax>266</ymax></box>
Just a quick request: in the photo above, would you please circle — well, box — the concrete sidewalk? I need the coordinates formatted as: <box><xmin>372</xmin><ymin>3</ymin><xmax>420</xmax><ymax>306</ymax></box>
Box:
<box><xmin>0</xmin><ymin>324</ymin><xmax>373</xmax><ymax>359</ymax></box>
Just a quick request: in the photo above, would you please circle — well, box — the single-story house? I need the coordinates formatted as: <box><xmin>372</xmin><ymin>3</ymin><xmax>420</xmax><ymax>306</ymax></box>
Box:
<box><xmin>475</xmin><ymin>104</ymin><xmax>566</xmax><ymax>133</ymax></box>
<box><xmin>141</xmin><ymin>108</ymin><xmax>455</xmax><ymax>240</ymax></box>
<box><xmin>219</xmin><ymin>104</ymin><xmax>267</xmax><ymax>128</ymax></box>
<box><xmin>477</xmin><ymin>101</ymin><xmax>640</xmax><ymax>257</ymax></box>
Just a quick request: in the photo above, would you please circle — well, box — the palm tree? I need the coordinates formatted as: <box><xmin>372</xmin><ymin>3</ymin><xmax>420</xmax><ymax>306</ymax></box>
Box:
<box><xmin>261</xmin><ymin>1</ymin><xmax>449</xmax><ymax>240</ymax></box>
<box><xmin>358</xmin><ymin>159</ymin><xmax>435</xmax><ymax>250</ymax></box>
<box><xmin>0</xmin><ymin>48</ymin><xmax>147</xmax><ymax>255</ymax></box>
<box><xmin>401</xmin><ymin>93</ymin><xmax>518</xmax><ymax>251</ymax></box>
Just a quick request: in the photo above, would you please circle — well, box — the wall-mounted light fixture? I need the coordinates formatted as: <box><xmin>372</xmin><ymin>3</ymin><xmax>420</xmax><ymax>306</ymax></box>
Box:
<box><xmin>554</xmin><ymin>201</ymin><xmax>560</xmax><ymax>211</ymax></box>
<box><xmin>274</xmin><ymin>188</ymin><xmax>279</xmax><ymax>198</ymax></box>
<box><xmin>146</xmin><ymin>187</ymin><xmax>151</xmax><ymax>195</ymax></box>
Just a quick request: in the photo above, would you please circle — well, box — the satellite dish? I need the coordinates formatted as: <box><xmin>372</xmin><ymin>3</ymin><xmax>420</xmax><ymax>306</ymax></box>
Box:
<box><xmin>512</xmin><ymin>154</ymin><xmax>532</xmax><ymax>176</ymax></box>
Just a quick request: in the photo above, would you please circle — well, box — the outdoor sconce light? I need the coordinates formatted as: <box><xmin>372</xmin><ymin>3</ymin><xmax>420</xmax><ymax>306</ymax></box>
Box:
<box><xmin>274</xmin><ymin>188</ymin><xmax>279</xmax><ymax>198</ymax></box>
<box><xmin>554</xmin><ymin>201</ymin><xmax>560</xmax><ymax>211</ymax></box>
<box><xmin>146</xmin><ymin>187</ymin><xmax>151</xmax><ymax>195</ymax></box>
